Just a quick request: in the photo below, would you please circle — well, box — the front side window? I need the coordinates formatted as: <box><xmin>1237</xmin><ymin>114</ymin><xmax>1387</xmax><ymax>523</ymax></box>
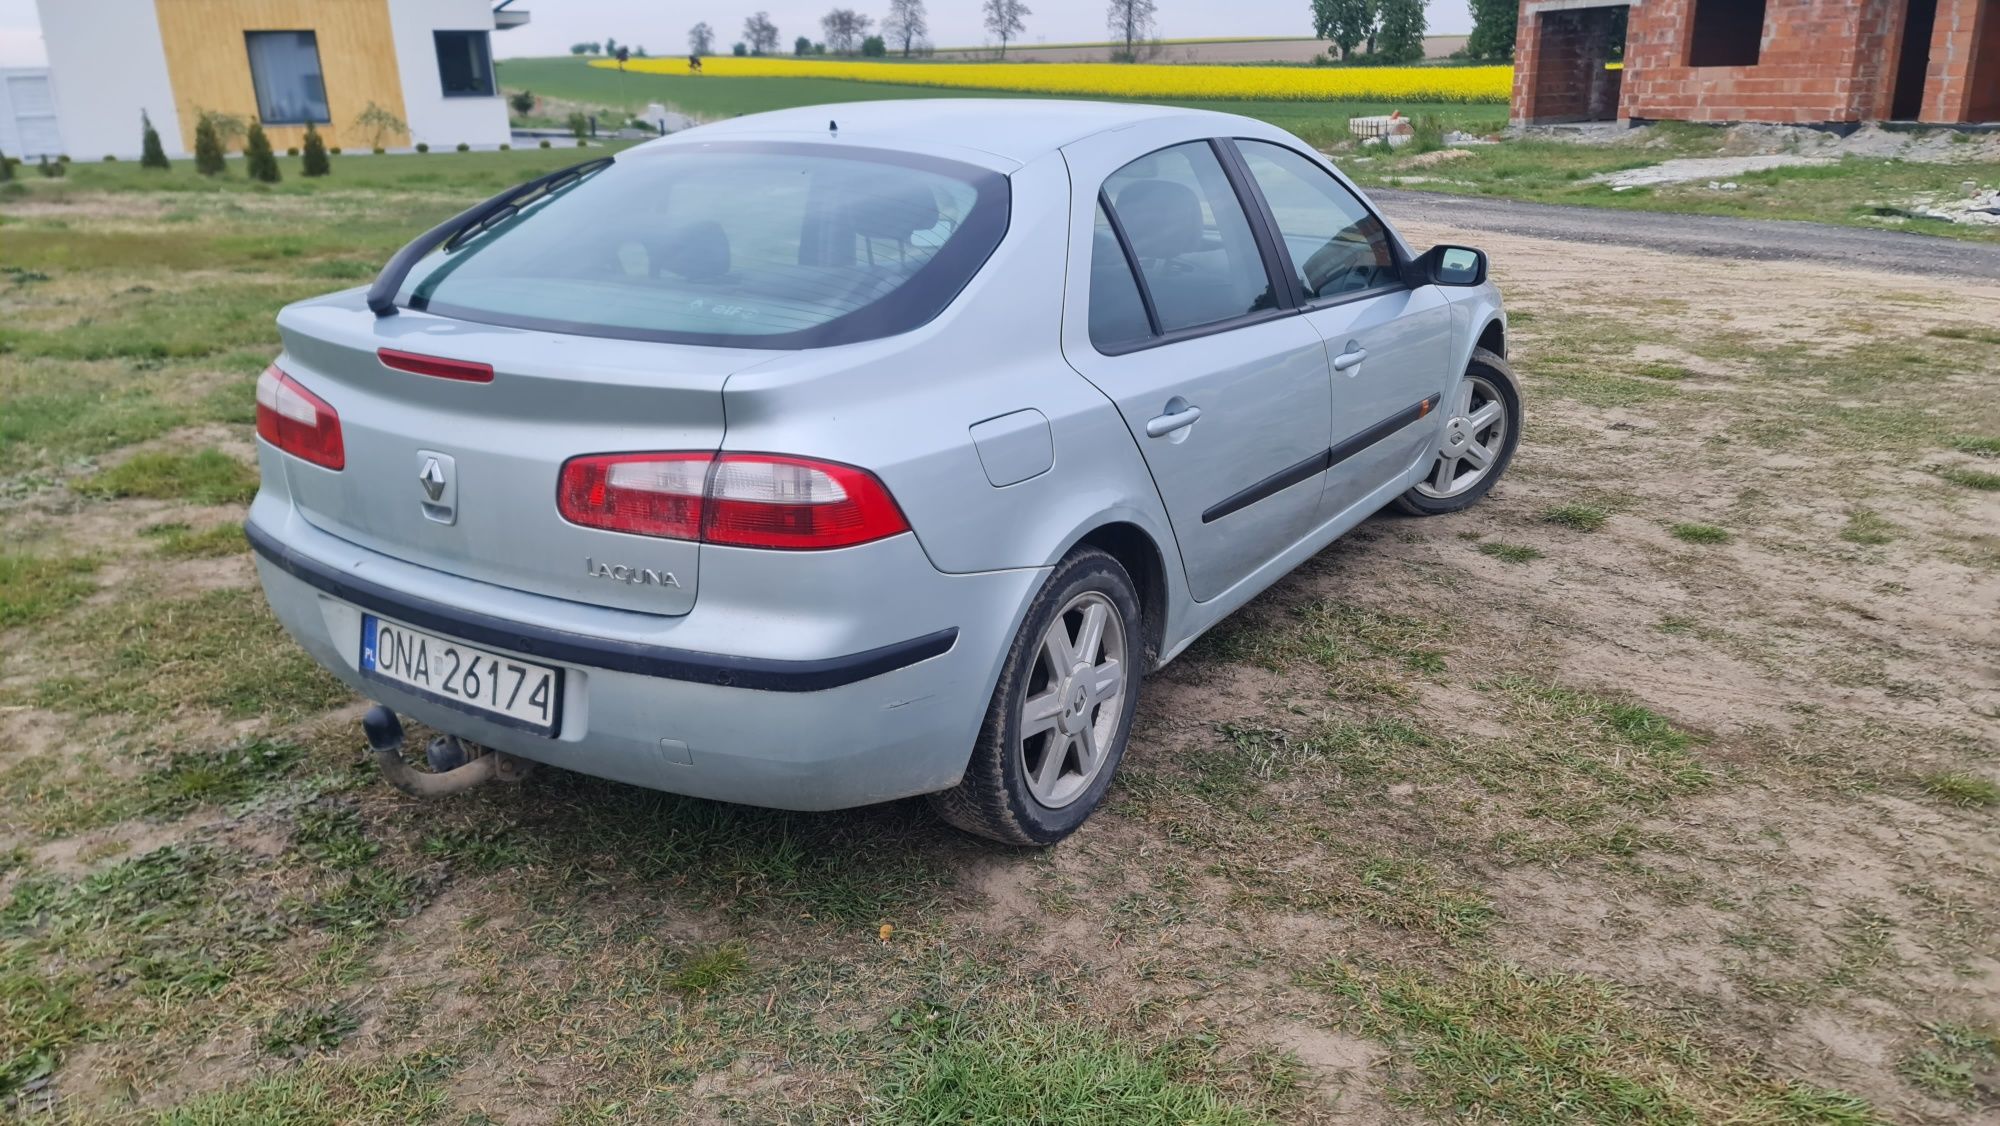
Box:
<box><xmin>402</xmin><ymin>144</ymin><xmax>1009</xmax><ymax>349</ymax></box>
<box><xmin>435</xmin><ymin>30</ymin><xmax>496</xmax><ymax>97</ymax></box>
<box><xmin>1100</xmin><ymin>141</ymin><xmax>1276</xmax><ymax>335</ymax></box>
<box><xmin>1235</xmin><ymin>140</ymin><xmax>1399</xmax><ymax>300</ymax></box>
<box><xmin>244</xmin><ymin>31</ymin><xmax>328</xmax><ymax>124</ymax></box>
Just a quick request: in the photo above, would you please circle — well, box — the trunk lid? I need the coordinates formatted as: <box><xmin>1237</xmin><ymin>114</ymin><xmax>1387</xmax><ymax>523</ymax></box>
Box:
<box><xmin>272</xmin><ymin>293</ymin><xmax>778</xmax><ymax>616</ymax></box>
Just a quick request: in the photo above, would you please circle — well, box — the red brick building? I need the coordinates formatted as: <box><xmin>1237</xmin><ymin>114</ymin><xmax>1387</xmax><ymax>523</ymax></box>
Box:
<box><xmin>1513</xmin><ymin>0</ymin><xmax>1999</xmax><ymax>126</ymax></box>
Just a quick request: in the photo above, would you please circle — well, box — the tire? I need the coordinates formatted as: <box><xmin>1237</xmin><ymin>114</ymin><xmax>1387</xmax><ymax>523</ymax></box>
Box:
<box><xmin>1393</xmin><ymin>347</ymin><xmax>1523</xmax><ymax>516</ymax></box>
<box><xmin>929</xmin><ymin>547</ymin><xmax>1143</xmax><ymax>846</ymax></box>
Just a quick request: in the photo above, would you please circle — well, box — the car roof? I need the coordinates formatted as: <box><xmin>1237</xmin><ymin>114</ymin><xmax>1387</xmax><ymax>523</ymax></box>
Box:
<box><xmin>636</xmin><ymin>99</ymin><xmax>1254</xmax><ymax>168</ymax></box>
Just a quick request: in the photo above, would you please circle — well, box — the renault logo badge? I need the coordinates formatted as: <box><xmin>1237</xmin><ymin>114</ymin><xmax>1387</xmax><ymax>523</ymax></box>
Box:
<box><xmin>419</xmin><ymin>458</ymin><xmax>447</xmax><ymax>501</ymax></box>
<box><xmin>415</xmin><ymin>450</ymin><xmax>457</xmax><ymax>524</ymax></box>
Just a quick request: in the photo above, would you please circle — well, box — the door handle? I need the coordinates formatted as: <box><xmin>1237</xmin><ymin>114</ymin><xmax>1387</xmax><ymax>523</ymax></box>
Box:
<box><xmin>1333</xmin><ymin>348</ymin><xmax>1369</xmax><ymax>372</ymax></box>
<box><xmin>1145</xmin><ymin>403</ymin><xmax>1202</xmax><ymax>438</ymax></box>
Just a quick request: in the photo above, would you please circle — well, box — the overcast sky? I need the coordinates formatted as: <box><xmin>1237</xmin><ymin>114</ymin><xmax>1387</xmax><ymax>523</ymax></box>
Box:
<box><xmin>0</xmin><ymin>1</ymin><xmax>1473</xmax><ymax>66</ymax></box>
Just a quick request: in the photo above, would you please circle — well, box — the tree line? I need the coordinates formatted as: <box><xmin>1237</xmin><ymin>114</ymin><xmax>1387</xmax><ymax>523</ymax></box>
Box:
<box><xmin>578</xmin><ymin>1</ymin><xmax>1517</xmax><ymax>67</ymax></box>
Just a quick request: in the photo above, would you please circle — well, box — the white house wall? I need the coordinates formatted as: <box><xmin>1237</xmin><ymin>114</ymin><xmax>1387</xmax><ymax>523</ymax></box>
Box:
<box><xmin>35</xmin><ymin>0</ymin><xmax>183</xmax><ymax>158</ymax></box>
<box><xmin>389</xmin><ymin>0</ymin><xmax>512</xmax><ymax>148</ymax></box>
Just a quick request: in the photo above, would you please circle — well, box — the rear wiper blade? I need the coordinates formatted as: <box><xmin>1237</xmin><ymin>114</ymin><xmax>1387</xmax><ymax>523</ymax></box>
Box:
<box><xmin>366</xmin><ymin>155</ymin><xmax>615</xmax><ymax>317</ymax></box>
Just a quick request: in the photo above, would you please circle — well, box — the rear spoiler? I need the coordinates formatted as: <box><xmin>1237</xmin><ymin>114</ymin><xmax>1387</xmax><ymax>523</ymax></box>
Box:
<box><xmin>365</xmin><ymin>155</ymin><xmax>616</xmax><ymax>317</ymax></box>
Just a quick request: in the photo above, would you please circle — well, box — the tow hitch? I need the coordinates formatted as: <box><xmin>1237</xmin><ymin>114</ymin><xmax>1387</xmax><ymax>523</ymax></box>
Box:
<box><xmin>361</xmin><ymin>705</ymin><xmax>533</xmax><ymax>797</ymax></box>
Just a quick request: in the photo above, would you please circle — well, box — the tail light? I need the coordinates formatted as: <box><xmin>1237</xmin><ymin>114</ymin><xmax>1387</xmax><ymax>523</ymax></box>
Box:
<box><xmin>255</xmin><ymin>365</ymin><xmax>344</xmax><ymax>470</ymax></box>
<box><xmin>558</xmin><ymin>453</ymin><xmax>909</xmax><ymax>550</ymax></box>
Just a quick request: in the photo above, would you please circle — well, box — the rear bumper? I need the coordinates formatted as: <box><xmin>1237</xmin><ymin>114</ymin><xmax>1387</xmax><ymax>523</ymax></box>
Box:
<box><xmin>247</xmin><ymin>498</ymin><xmax>1044</xmax><ymax>810</ymax></box>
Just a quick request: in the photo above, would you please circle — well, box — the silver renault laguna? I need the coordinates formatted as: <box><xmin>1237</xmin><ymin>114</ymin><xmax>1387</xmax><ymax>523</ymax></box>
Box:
<box><xmin>249</xmin><ymin>100</ymin><xmax>1519</xmax><ymax>845</ymax></box>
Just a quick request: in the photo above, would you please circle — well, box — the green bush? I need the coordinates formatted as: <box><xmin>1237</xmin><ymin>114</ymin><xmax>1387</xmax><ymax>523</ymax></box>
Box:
<box><xmin>103</xmin><ymin>154</ymin><xmax>117</xmax><ymax>161</ymax></box>
<box><xmin>499</xmin><ymin>143</ymin><xmax>511</xmax><ymax>151</ymax></box>
<box><xmin>415</xmin><ymin>141</ymin><xmax>429</xmax><ymax>153</ymax></box>
<box><xmin>538</xmin><ymin>139</ymin><xmax>551</xmax><ymax>149</ymax></box>
<box><xmin>329</xmin><ymin>146</ymin><xmax>342</xmax><ymax>155</ymax></box>
<box><xmin>140</xmin><ymin>110</ymin><xmax>171</xmax><ymax>169</ymax></box>
<box><xmin>455</xmin><ymin>142</ymin><xmax>469</xmax><ymax>152</ymax></box>
<box><xmin>567</xmin><ymin>111</ymin><xmax>588</xmax><ymax>138</ymax></box>
<box><xmin>300</xmin><ymin>122</ymin><xmax>329</xmax><ymax>177</ymax></box>
<box><xmin>193</xmin><ymin>114</ymin><xmax>226</xmax><ymax>175</ymax></box>
<box><xmin>576</xmin><ymin>139</ymin><xmax>587</xmax><ymax>147</ymax></box>
<box><xmin>372</xmin><ymin>146</ymin><xmax>385</xmax><ymax>154</ymax></box>
<box><xmin>37</xmin><ymin>155</ymin><xmax>64</xmax><ymax>178</ymax></box>
<box><xmin>243</xmin><ymin>122</ymin><xmax>280</xmax><ymax>182</ymax></box>
<box><xmin>57</xmin><ymin>153</ymin><xmax>70</xmax><ymax>162</ymax></box>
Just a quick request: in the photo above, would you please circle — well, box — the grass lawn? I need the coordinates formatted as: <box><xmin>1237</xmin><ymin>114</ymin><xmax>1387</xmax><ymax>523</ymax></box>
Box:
<box><xmin>1339</xmin><ymin>127</ymin><xmax>2000</xmax><ymax>241</ymax></box>
<box><xmin>1</xmin><ymin>145</ymin><xmax>1998</xmax><ymax>1121</ymax></box>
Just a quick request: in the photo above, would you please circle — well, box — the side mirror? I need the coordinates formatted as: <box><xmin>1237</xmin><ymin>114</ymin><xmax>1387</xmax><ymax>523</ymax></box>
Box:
<box><xmin>1420</xmin><ymin>244</ymin><xmax>1488</xmax><ymax>287</ymax></box>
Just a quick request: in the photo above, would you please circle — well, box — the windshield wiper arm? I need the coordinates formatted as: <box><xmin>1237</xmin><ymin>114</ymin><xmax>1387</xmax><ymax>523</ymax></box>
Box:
<box><xmin>366</xmin><ymin>155</ymin><xmax>616</xmax><ymax>317</ymax></box>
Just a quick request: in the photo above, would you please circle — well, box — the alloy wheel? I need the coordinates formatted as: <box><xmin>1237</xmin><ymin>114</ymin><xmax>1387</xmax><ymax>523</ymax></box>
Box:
<box><xmin>1416</xmin><ymin>372</ymin><xmax>1508</xmax><ymax>500</ymax></box>
<box><xmin>1017</xmin><ymin>591</ymin><xmax>1127</xmax><ymax>809</ymax></box>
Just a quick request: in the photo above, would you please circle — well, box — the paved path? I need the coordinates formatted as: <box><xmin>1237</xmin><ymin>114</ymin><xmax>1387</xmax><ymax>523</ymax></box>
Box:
<box><xmin>1371</xmin><ymin>189</ymin><xmax>2000</xmax><ymax>280</ymax></box>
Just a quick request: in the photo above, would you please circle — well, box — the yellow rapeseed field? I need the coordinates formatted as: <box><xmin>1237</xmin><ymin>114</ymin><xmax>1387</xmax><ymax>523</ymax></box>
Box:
<box><xmin>595</xmin><ymin>56</ymin><xmax>1513</xmax><ymax>104</ymax></box>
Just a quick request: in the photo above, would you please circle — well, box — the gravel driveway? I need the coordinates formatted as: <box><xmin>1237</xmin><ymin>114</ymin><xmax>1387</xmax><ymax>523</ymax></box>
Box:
<box><xmin>1372</xmin><ymin>188</ymin><xmax>2000</xmax><ymax>280</ymax></box>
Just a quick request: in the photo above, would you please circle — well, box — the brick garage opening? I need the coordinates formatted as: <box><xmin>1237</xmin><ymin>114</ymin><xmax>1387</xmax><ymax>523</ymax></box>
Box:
<box><xmin>1521</xmin><ymin>4</ymin><xmax>1629</xmax><ymax>123</ymax></box>
<box><xmin>1893</xmin><ymin>0</ymin><xmax>1940</xmax><ymax>119</ymax></box>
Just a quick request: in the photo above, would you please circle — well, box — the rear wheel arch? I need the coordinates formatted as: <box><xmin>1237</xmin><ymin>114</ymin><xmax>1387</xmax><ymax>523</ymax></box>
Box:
<box><xmin>1071</xmin><ymin>521</ymin><xmax>1168</xmax><ymax>667</ymax></box>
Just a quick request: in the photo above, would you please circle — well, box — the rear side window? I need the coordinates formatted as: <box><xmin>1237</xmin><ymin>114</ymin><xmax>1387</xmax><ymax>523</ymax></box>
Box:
<box><xmin>1089</xmin><ymin>203</ymin><xmax>1153</xmax><ymax>351</ymax></box>
<box><xmin>1235</xmin><ymin>140</ymin><xmax>1399</xmax><ymax>299</ymax></box>
<box><xmin>1100</xmin><ymin>141</ymin><xmax>1277</xmax><ymax>336</ymax></box>
<box><xmin>402</xmin><ymin>143</ymin><xmax>1009</xmax><ymax>349</ymax></box>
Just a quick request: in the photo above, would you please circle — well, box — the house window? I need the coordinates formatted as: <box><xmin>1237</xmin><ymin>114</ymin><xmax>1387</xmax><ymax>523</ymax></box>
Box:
<box><xmin>1688</xmin><ymin>0</ymin><xmax>1766</xmax><ymax>67</ymax></box>
<box><xmin>435</xmin><ymin>31</ymin><xmax>496</xmax><ymax>97</ymax></box>
<box><xmin>244</xmin><ymin>31</ymin><xmax>329</xmax><ymax>124</ymax></box>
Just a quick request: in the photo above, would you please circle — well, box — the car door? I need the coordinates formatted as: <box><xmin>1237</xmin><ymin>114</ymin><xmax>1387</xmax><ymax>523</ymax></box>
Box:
<box><xmin>1228</xmin><ymin>139</ymin><xmax>1455</xmax><ymax>522</ymax></box>
<box><xmin>1059</xmin><ymin>138</ymin><xmax>1331</xmax><ymax>604</ymax></box>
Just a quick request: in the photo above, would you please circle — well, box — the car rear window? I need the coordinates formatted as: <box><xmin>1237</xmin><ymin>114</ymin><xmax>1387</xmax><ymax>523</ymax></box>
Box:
<box><xmin>400</xmin><ymin>142</ymin><xmax>1009</xmax><ymax>349</ymax></box>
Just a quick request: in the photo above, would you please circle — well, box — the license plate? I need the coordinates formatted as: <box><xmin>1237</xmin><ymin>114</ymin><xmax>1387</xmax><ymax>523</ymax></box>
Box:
<box><xmin>359</xmin><ymin>615</ymin><xmax>562</xmax><ymax>735</ymax></box>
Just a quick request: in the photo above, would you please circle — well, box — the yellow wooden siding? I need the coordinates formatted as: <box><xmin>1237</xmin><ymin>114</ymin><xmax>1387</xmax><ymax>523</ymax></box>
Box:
<box><xmin>154</xmin><ymin>0</ymin><xmax>409</xmax><ymax>153</ymax></box>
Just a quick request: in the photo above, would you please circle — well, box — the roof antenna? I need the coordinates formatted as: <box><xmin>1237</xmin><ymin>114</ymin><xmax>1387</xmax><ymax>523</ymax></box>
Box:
<box><xmin>828</xmin><ymin>119</ymin><xmax>838</xmax><ymax>136</ymax></box>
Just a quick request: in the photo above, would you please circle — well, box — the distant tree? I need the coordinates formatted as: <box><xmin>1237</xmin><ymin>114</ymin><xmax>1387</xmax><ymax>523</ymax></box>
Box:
<box><xmin>1311</xmin><ymin>0</ymin><xmax>1379</xmax><ymax>61</ymax></box>
<box><xmin>585</xmin><ymin>41</ymin><xmax>602</xmax><ymax>54</ymax></box>
<box><xmin>243</xmin><ymin>122</ymin><xmax>280</xmax><ymax>182</ymax></box>
<box><xmin>794</xmin><ymin>35</ymin><xmax>813</xmax><ymax>55</ymax></box>
<box><xmin>820</xmin><ymin>9</ymin><xmax>872</xmax><ymax>54</ymax></box>
<box><xmin>139</xmin><ymin>110</ymin><xmax>170</xmax><ymax>169</ymax></box>
<box><xmin>193</xmin><ymin>114</ymin><xmax>226</xmax><ymax>175</ymax></box>
<box><xmin>508</xmin><ymin>88</ymin><xmax>535</xmax><ymax>116</ymax></box>
<box><xmin>734</xmin><ymin>41</ymin><xmax>749</xmax><ymax>55</ymax></box>
<box><xmin>301</xmin><ymin>121</ymin><xmax>329</xmax><ymax>176</ymax></box>
<box><xmin>569</xmin><ymin>42</ymin><xmax>590</xmax><ymax>54</ymax></box>
<box><xmin>983</xmin><ymin>0</ymin><xmax>1030</xmax><ymax>56</ymax></box>
<box><xmin>634</xmin><ymin>45</ymin><xmax>647</xmax><ymax>57</ymax></box>
<box><xmin>743</xmin><ymin>12</ymin><xmax>781</xmax><ymax>55</ymax></box>
<box><xmin>1374</xmin><ymin>0</ymin><xmax>1426</xmax><ymax>63</ymax></box>
<box><xmin>1106</xmin><ymin>0</ymin><xmax>1156</xmax><ymax>60</ymax></box>
<box><xmin>1466</xmin><ymin>0</ymin><xmax>1517</xmax><ymax>60</ymax></box>
<box><xmin>883</xmin><ymin>0</ymin><xmax>929</xmax><ymax>56</ymax></box>
<box><xmin>605</xmin><ymin>36</ymin><xmax>618</xmax><ymax>56</ymax></box>
<box><xmin>356</xmin><ymin>101</ymin><xmax>406</xmax><ymax>149</ymax></box>
<box><xmin>615</xmin><ymin>45</ymin><xmax>630</xmax><ymax>69</ymax></box>
<box><xmin>689</xmin><ymin>22</ymin><xmax>715</xmax><ymax>55</ymax></box>
<box><xmin>861</xmin><ymin>35</ymin><xmax>886</xmax><ymax>55</ymax></box>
